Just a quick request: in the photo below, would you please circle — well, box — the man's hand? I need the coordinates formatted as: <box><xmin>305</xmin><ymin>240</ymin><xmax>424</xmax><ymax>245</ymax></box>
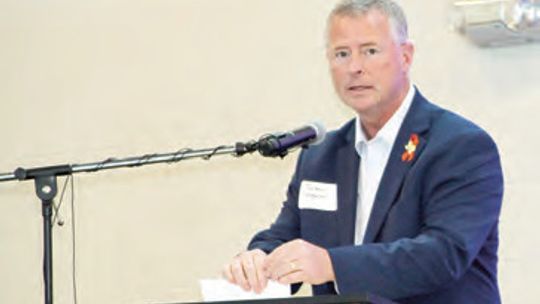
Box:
<box><xmin>222</xmin><ymin>249</ymin><xmax>268</xmax><ymax>293</ymax></box>
<box><xmin>264</xmin><ymin>239</ymin><xmax>335</xmax><ymax>285</ymax></box>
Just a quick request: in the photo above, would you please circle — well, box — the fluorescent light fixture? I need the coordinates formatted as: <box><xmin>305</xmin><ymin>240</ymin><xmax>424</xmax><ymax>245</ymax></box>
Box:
<box><xmin>453</xmin><ymin>0</ymin><xmax>540</xmax><ymax>47</ymax></box>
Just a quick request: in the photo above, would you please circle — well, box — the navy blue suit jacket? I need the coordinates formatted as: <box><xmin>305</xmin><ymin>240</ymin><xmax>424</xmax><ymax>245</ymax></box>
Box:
<box><xmin>248</xmin><ymin>91</ymin><xmax>503</xmax><ymax>304</ymax></box>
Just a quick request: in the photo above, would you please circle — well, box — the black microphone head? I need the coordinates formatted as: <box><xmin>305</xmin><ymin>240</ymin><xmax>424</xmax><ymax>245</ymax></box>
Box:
<box><xmin>258</xmin><ymin>121</ymin><xmax>326</xmax><ymax>158</ymax></box>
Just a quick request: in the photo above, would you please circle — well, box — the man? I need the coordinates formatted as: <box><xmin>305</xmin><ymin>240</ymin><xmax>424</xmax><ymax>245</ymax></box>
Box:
<box><xmin>223</xmin><ymin>0</ymin><xmax>503</xmax><ymax>303</ymax></box>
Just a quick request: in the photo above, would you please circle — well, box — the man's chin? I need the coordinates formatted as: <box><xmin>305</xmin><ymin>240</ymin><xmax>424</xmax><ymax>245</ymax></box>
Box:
<box><xmin>342</xmin><ymin>97</ymin><xmax>377</xmax><ymax>114</ymax></box>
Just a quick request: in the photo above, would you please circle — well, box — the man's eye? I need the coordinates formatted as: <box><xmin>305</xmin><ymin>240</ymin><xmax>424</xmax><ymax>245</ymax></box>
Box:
<box><xmin>335</xmin><ymin>50</ymin><xmax>350</xmax><ymax>59</ymax></box>
<box><xmin>365</xmin><ymin>48</ymin><xmax>379</xmax><ymax>56</ymax></box>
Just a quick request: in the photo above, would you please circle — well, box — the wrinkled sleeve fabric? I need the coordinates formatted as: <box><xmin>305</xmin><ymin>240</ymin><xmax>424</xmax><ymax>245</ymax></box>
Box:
<box><xmin>247</xmin><ymin>151</ymin><xmax>306</xmax><ymax>294</ymax></box>
<box><xmin>247</xmin><ymin>151</ymin><xmax>304</xmax><ymax>254</ymax></box>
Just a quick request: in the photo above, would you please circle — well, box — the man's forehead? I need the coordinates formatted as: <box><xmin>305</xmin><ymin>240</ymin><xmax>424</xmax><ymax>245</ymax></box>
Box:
<box><xmin>327</xmin><ymin>11</ymin><xmax>392</xmax><ymax>46</ymax></box>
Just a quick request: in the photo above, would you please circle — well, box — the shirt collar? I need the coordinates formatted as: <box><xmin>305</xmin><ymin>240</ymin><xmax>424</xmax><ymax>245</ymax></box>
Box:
<box><xmin>355</xmin><ymin>83</ymin><xmax>416</xmax><ymax>155</ymax></box>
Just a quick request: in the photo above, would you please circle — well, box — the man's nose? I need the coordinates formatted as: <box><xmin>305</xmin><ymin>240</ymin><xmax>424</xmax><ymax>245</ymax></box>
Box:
<box><xmin>347</xmin><ymin>53</ymin><xmax>364</xmax><ymax>74</ymax></box>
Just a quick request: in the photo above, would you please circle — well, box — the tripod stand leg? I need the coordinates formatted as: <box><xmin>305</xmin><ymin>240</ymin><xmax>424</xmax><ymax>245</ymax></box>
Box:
<box><xmin>43</xmin><ymin>200</ymin><xmax>53</xmax><ymax>304</ymax></box>
<box><xmin>35</xmin><ymin>176</ymin><xmax>58</xmax><ymax>304</ymax></box>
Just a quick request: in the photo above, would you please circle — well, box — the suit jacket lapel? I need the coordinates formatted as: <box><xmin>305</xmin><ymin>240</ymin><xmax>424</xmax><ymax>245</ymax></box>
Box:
<box><xmin>334</xmin><ymin>120</ymin><xmax>360</xmax><ymax>247</ymax></box>
<box><xmin>362</xmin><ymin>91</ymin><xmax>432</xmax><ymax>244</ymax></box>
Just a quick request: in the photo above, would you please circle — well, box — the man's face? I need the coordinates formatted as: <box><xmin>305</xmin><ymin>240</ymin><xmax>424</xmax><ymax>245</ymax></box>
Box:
<box><xmin>327</xmin><ymin>10</ymin><xmax>414</xmax><ymax>118</ymax></box>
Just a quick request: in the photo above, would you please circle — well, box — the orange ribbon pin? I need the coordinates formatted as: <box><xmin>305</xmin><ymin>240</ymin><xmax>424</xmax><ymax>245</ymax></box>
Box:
<box><xmin>401</xmin><ymin>133</ymin><xmax>419</xmax><ymax>162</ymax></box>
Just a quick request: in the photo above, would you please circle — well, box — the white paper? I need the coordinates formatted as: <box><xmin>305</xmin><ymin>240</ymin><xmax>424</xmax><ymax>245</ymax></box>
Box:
<box><xmin>299</xmin><ymin>180</ymin><xmax>338</xmax><ymax>211</ymax></box>
<box><xmin>199</xmin><ymin>279</ymin><xmax>290</xmax><ymax>302</ymax></box>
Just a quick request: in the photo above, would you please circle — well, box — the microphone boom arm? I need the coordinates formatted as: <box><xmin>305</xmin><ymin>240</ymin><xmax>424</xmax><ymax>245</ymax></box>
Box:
<box><xmin>0</xmin><ymin>145</ymin><xmax>247</xmax><ymax>183</ymax></box>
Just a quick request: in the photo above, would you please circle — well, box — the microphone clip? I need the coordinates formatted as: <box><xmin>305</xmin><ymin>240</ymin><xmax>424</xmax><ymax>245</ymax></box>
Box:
<box><xmin>234</xmin><ymin>140</ymin><xmax>259</xmax><ymax>157</ymax></box>
<box><xmin>234</xmin><ymin>134</ymin><xmax>289</xmax><ymax>159</ymax></box>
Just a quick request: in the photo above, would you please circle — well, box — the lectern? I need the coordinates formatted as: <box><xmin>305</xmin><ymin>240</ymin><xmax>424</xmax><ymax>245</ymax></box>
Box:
<box><xmin>168</xmin><ymin>294</ymin><xmax>398</xmax><ymax>304</ymax></box>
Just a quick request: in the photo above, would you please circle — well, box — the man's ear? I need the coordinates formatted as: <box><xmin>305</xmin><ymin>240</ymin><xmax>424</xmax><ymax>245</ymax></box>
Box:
<box><xmin>401</xmin><ymin>40</ymin><xmax>415</xmax><ymax>72</ymax></box>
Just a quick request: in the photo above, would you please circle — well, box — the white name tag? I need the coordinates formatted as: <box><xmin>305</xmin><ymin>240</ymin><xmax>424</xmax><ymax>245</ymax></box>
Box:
<box><xmin>298</xmin><ymin>180</ymin><xmax>337</xmax><ymax>211</ymax></box>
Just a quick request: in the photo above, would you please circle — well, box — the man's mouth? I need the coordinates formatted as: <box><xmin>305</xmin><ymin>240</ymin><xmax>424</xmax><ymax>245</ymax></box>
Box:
<box><xmin>347</xmin><ymin>85</ymin><xmax>373</xmax><ymax>92</ymax></box>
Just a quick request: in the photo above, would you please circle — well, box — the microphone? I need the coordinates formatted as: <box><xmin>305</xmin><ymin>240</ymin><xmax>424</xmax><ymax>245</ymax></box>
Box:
<box><xmin>257</xmin><ymin>122</ymin><xmax>326</xmax><ymax>158</ymax></box>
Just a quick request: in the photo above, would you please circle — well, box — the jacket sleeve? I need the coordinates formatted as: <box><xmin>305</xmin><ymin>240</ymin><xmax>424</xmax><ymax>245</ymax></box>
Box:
<box><xmin>247</xmin><ymin>150</ymin><xmax>304</xmax><ymax>254</ymax></box>
<box><xmin>328</xmin><ymin>129</ymin><xmax>503</xmax><ymax>299</ymax></box>
<box><xmin>246</xmin><ymin>151</ymin><xmax>306</xmax><ymax>294</ymax></box>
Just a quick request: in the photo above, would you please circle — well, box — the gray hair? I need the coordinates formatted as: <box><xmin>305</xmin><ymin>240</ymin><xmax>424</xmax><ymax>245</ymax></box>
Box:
<box><xmin>328</xmin><ymin>0</ymin><xmax>409</xmax><ymax>43</ymax></box>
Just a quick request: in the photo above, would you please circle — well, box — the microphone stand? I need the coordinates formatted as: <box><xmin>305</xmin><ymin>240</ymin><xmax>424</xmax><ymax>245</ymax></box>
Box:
<box><xmin>0</xmin><ymin>141</ymin><xmax>260</xmax><ymax>304</ymax></box>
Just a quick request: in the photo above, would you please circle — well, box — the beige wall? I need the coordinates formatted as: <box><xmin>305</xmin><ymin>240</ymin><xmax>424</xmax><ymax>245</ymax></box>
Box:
<box><xmin>1</xmin><ymin>0</ymin><xmax>539</xmax><ymax>303</ymax></box>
